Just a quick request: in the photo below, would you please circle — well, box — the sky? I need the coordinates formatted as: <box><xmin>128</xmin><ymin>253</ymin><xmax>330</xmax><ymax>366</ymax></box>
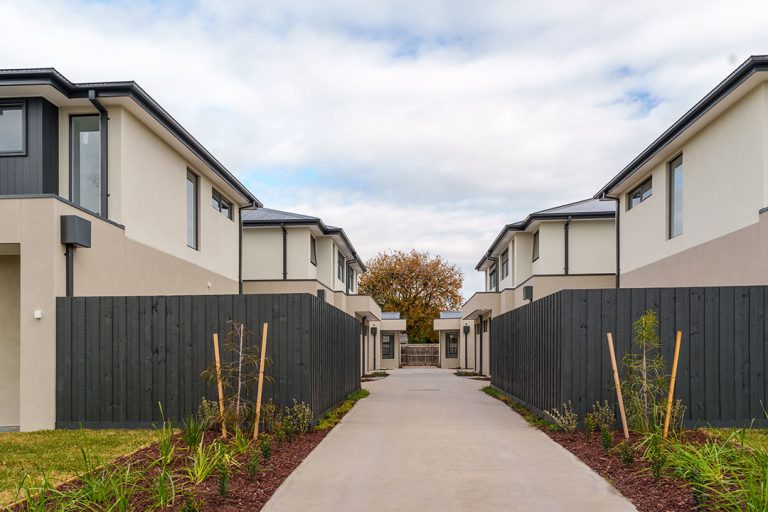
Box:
<box><xmin>4</xmin><ymin>0</ymin><xmax>768</xmax><ymax>297</ymax></box>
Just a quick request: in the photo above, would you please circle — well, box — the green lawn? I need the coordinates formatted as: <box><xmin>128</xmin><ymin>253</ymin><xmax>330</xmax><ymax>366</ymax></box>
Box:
<box><xmin>0</xmin><ymin>429</ymin><xmax>158</xmax><ymax>505</ymax></box>
<box><xmin>704</xmin><ymin>427</ymin><xmax>768</xmax><ymax>450</ymax></box>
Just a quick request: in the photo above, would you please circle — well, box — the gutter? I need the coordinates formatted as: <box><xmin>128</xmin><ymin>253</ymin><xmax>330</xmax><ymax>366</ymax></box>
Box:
<box><xmin>281</xmin><ymin>223</ymin><xmax>288</xmax><ymax>280</ymax></box>
<box><xmin>88</xmin><ymin>90</ymin><xmax>109</xmax><ymax>218</ymax></box>
<box><xmin>600</xmin><ymin>194</ymin><xmax>621</xmax><ymax>288</ymax></box>
<box><xmin>563</xmin><ymin>216</ymin><xmax>572</xmax><ymax>275</ymax></box>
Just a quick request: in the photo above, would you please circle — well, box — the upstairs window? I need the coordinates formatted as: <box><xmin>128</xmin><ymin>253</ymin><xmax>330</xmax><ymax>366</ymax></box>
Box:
<box><xmin>669</xmin><ymin>155</ymin><xmax>683</xmax><ymax>238</ymax></box>
<box><xmin>347</xmin><ymin>267</ymin><xmax>355</xmax><ymax>293</ymax></box>
<box><xmin>488</xmin><ymin>265</ymin><xmax>498</xmax><ymax>291</ymax></box>
<box><xmin>211</xmin><ymin>189</ymin><xmax>232</xmax><ymax>220</ymax></box>
<box><xmin>532</xmin><ymin>231</ymin><xmax>540</xmax><ymax>261</ymax></box>
<box><xmin>70</xmin><ymin>115</ymin><xmax>101</xmax><ymax>214</ymax></box>
<box><xmin>0</xmin><ymin>101</ymin><xmax>25</xmax><ymax>155</ymax></box>
<box><xmin>186</xmin><ymin>171</ymin><xmax>199</xmax><ymax>249</ymax></box>
<box><xmin>337</xmin><ymin>250</ymin><xmax>345</xmax><ymax>282</ymax></box>
<box><xmin>501</xmin><ymin>249</ymin><xmax>509</xmax><ymax>279</ymax></box>
<box><xmin>310</xmin><ymin>237</ymin><xmax>317</xmax><ymax>266</ymax></box>
<box><xmin>628</xmin><ymin>177</ymin><xmax>652</xmax><ymax>210</ymax></box>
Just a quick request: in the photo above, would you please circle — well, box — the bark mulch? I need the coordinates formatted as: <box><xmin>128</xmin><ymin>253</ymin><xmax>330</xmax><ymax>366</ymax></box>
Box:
<box><xmin>547</xmin><ymin>430</ymin><xmax>699</xmax><ymax>512</ymax></box>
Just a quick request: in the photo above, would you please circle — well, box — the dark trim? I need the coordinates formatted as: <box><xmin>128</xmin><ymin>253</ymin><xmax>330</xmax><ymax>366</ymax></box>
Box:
<box><xmin>88</xmin><ymin>90</ymin><xmax>109</xmax><ymax>217</ymax></box>
<box><xmin>602</xmin><ymin>195</ymin><xmax>621</xmax><ymax>288</ymax></box>
<box><xmin>281</xmin><ymin>223</ymin><xmax>288</xmax><ymax>280</ymax></box>
<box><xmin>478</xmin><ymin>314</ymin><xmax>484</xmax><ymax>375</ymax></box>
<box><xmin>65</xmin><ymin>246</ymin><xmax>74</xmax><ymax>297</ymax></box>
<box><xmin>532</xmin><ymin>230</ymin><xmax>540</xmax><ymax>262</ymax></box>
<box><xmin>0</xmin><ymin>194</ymin><xmax>126</xmax><ymax>229</ymax></box>
<box><xmin>186</xmin><ymin>170</ymin><xmax>199</xmax><ymax>250</ymax></box>
<box><xmin>0</xmin><ymin>68</ymin><xmax>259</xmax><ymax>206</ymax></box>
<box><xmin>238</xmin><ymin>206</ymin><xmax>244</xmax><ymax>294</ymax></box>
<box><xmin>563</xmin><ymin>216</ymin><xmax>571</xmax><ymax>275</ymax></box>
<box><xmin>476</xmin><ymin>209</ymin><xmax>615</xmax><ymax>270</ymax></box>
<box><xmin>242</xmin><ymin>215</ymin><xmax>366</xmax><ymax>272</ymax></box>
<box><xmin>596</xmin><ymin>55</ymin><xmax>768</xmax><ymax>197</ymax></box>
<box><xmin>760</xmin><ymin>206</ymin><xmax>768</xmax><ymax>215</ymax></box>
<box><xmin>0</xmin><ymin>99</ymin><xmax>26</xmax><ymax>156</ymax></box>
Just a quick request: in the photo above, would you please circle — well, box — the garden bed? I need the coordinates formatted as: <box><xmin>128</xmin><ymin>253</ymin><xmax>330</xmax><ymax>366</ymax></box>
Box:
<box><xmin>9</xmin><ymin>390</ymin><xmax>369</xmax><ymax>511</ymax></box>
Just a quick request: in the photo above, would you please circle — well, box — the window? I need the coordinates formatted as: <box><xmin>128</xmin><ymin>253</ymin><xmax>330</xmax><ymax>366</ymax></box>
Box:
<box><xmin>532</xmin><ymin>231</ymin><xmax>540</xmax><ymax>261</ymax></box>
<box><xmin>310</xmin><ymin>237</ymin><xmax>317</xmax><ymax>266</ymax></box>
<box><xmin>446</xmin><ymin>331</ymin><xmax>459</xmax><ymax>358</ymax></box>
<box><xmin>488</xmin><ymin>265</ymin><xmax>498</xmax><ymax>291</ymax></box>
<box><xmin>382</xmin><ymin>334</ymin><xmax>395</xmax><ymax>359</ymax></box>
<box><xmin>501</xmin><ymin>249</ymin><xmax>509</xmax><ymax>279</ymax></box>
<box><xmin>628</xmin><ymin>177</ymin><xmax>652</xmax><ymax>210</ymax></box>
<box><xmin>669</xmin><ymin>155</ymin><xmax>683</xmax><ymax>238</ymax></box>
<box><xmin>70</xmin><ymin>115</ymin><xmax>101</xmax><ymax>214</ymax></box>
<box><xmin>186</xmin><ymin>171</ymin><xmax>199</xmax><ymax>249</ymax></box>
<box><xmin>211</xmin><ymin>189</ymin><xmax>232</xmax><ymax>219</ymax></box>
<box><xmin>347</xmin><ymin>267</ymin><xmax>355</xmax><ymax>293</ymax></box>
<box><xmin>0</xmin><ymin>101</ymin><xmax>25</xmax><ymax>155</ymax></box>
<box><xmin>337</xmin><ymin>250</ymin><xmax>345</xmax><ymax>282</ymax></box>
<box><xmin>483</xmin><ymin>319</ymin><xmax>489</xmax><ymax>333</ymax></box>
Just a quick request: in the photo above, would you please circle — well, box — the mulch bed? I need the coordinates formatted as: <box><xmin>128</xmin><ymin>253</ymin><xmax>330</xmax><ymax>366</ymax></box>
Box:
<box><xmin>547</xmin><ymin>430</ymin><xmax>700</xmax><ymax>512</ymax></box>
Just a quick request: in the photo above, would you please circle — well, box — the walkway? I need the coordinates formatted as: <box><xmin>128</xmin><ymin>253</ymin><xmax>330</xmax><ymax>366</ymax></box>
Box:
<box><xmin>263</xmin><ymin>368</ymin><xmax>636</xmax><ymax>512</ymax></box>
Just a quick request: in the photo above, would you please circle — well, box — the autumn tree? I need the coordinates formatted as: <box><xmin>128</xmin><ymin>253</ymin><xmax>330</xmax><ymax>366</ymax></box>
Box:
<box><xmin>359</xmin><ymin>249</ymin><xmax>463</xmax><ymax>342</ymax></box>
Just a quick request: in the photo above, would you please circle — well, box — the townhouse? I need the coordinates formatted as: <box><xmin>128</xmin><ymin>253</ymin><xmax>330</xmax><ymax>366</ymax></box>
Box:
<box><xmin>240</xmin><ymin>208</ymin><xmax>385</xmax><ymax>374</ymax></box>
<box><xmin>596</xmin><ymin>55</ymin><xmax>768</xmax><ymax>287</ymax></box>
<box><xmin>377</xmin><ymin>312</ymin><xmax>408</xmax><ymax>370</ymax></box>
<box><xmin>449</xmin><ymin>198</ymin><xmax>616</xmax><ymax>374</ymax></box>
<box><xmin>0</xmin><ymin>69</ymin><xmax>259</xmax><ymax>430</ymax></box>
<box><xmin>432</xmin><ymin>311</ymin><xmax>471</xmax><ymax>370</ymax></box>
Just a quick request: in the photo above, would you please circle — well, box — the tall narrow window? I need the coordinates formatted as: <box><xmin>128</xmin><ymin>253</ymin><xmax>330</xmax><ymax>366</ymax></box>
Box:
<box><xmin>310</xmin><ymin>237</ymin><xmax>317</xmax><ymax>266</ymax></box>
<box><xmin>71</xmin><ymin>115</ymin><xmax>101</xmax><ymax>214</ymax></box>
<box><xmin>186</xmin><ymin>171</ymin><xmax>199</xmax><ymax>249</ymax></box>
<box><xmin>501</xmin><ymin>249</ymin><xmax>509</xmax><ymax>279</ymax></box>
<box><xmin>347</xmin><ymin>267</ymin><xmax>355</xmax><ymax>293</ymax></box>
<box><xmin>532</xmin><ymin>231</ymin><xmax>540</xmax><ymax>261</ymax></box>
<box><xmin>382</xmin><ymin>334</ymin><xmax>395</xmax><ymax>359</ymax></box>
<box><xmin>0</xmin><ymin>101</ymin><xmax>25</xmax><ymax>155</ymax></box>
<box><xmin>488</xmin><ymin>265</ymin><xmax>498</xmax><ymax>291</ymax></box>
<box><xmin>446</xmin><ymin>331</ymin><xmax>459</xmax><ymax>358</ymax></box>
<box><xmin>669</xmin><ymin>155</ymin><xmax>683</xmax><ymax>238</ymax></box>
<box><xmin>337</xmin><ymin>250</ymin><xmax>345</xmax><ymax>282</ymax></box>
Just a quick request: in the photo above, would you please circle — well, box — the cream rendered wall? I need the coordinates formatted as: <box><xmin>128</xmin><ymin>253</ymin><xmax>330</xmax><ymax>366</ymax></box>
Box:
<box><xmin>0</xmin><ymin>254</ymin><xmax>20</xmax><ymax>427</ymax></box>
<box><xmin>620</xmin><ymin>84</ymin><xmax>766</xmax><ymax>275</ymax></box>
<box><xmin>532</xmin><ymin>222</ymin><xmax>564</xmax><ymax>275</ymax></box>
<box><xmin>568</xmin><ymin>219</ymin><xmax>616</xmax><ymax>274</ymax></box>
<box><xmin>316</xmin><ymin>238</ymin><xmax>335</xmax><ymax>290</ymax></box>
<box><xmin>513</xmin><ymin>233</ymin><xmax>533</xmax><ymax>287</ymax></box>
<box><xmin>242</xmin><ymin>228</ymin><xmax>282</xmax><ymax>280</ymax></box>
<box><xmin>498</xmin><ymin>240</ymin><xmax>514</xmax><ymax>290</ymax></box>
<box><xmin>439</xmin><ymin>330</ymin><xmax>460</xmax><ymax>369</ymax></box>
<box><xmin>58</xmin><ymin>106</ymin><xmax>241</xmax><ymax>282</ymax></box>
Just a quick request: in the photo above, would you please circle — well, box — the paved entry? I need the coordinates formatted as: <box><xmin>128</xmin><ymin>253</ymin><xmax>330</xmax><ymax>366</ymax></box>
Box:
<box><xmin>263</xmin><ymin>369</ymin><xmax>635</xmax><ymax>512</ymax></box>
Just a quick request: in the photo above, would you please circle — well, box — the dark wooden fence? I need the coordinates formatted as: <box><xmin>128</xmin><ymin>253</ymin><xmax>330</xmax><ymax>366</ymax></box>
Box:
<box><xmin>400</xmin><ymin>344</ymin><xmax>439</xmax><ymax>366</ymax></box>
<box><xmin>55</xmin><ymin>293</ymin><xmax>361</xmax><ymax>428</ymax></box>
<box><xmin>490</xmin><ymin>287</ymin><xmax>768</xmax><ymax>427</ymax></box>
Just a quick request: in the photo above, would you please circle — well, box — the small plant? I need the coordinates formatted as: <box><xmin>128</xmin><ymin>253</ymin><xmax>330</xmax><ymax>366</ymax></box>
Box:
<box><xmin>198</xmin><ymin>398</ymin><xmax>221</xmax><ymax>431</ymax></box>
<box><xmin>546</xmin><ymin>401</ymin><xmax>578</xmax><ymax>434</ymax></box>
<box><xmin>181</xmin><ymin>415</ymin><xmax>206</xmax><ymax>448</ymax></box>
<box><xmin>601</xmin><ymin>426</ymin><xmax>614</xmax><ymax>453</ymax></box>
<box><xmin>615</xmin><ymin>441</ymin><xmax>635</xmax><ymax>466</ymax></box>
<box><xmin>180</xmin><ymin>492</ymin><xmax>204</xmax><ymax>512</ymax></box>
<box><xmin>261</xmin><ymin>399</ymin><xmax>282</xmax><ymax>433</ymax></box>
<box><xmin>218</xmin><ymin>462</ymin><xmax>231</xmax><ymax>498</ymax></box>
<box><xmin>230</xmin><ymin>426</ymin><xmax>251</xmax><ymax>456</ymax></box>
<box><xmin>157</xmin><ymin>414</ymin><xmax>175</xmax><ymax>467</ymax></box>
<box><xmin>590</xmin><ymin>401</ymin><xmax>615</xmax><ymax>431</ymax></box>
<box><xmin>274</xmin><ymin>422</ymin><xmax>286</xmax><ymax>447</ymax></box>
<box><xmin>315</xmin><ymin>389</ymin><xmax>370</xmax><ymax>430</ymax></box>
<box><xmin>152</xmin><ymin>465</ymin><xmax>176</xmax><ymax>509</ymax></box>
<box><xmin>247</xmin><ymin>449</ymin><xmax>261</xmax><ymax>478</ymax></box>
<box><xmin>260</xmin><ymin>433</ymin><xmax>273</xmax><ymax>460</ymax></box>
<box><xmin>186</xmin><ymin>440</ymin><xmax>221</xmax><ymax>484</ymax></box>
<box><xmin>584</xmin><ymin>413</ymin><xmax>597</xmax><ymax>438</ymax></box>
<box><xmin>284</xmin><ymin>399</ymin><xmax>313</xmax><ymax>435</ymax></box>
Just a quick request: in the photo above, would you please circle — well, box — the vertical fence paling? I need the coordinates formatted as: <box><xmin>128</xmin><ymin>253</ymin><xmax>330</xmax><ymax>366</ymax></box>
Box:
<box><xmin>490</xmin><ymin>286</ymin><xmax>768</xmax><ymax>426</ymax></box>
<box><xmin>56</xmin><ymin>293</ymin><xmax>361</xmax><ymax>428</ymax></box>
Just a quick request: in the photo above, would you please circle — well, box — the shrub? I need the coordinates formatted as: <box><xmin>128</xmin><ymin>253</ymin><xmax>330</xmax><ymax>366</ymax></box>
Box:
<box><xmin>273</xmin><ymin>422</ymin><xmax>286</xmax><ymax>447</ymax></box>
<box><xmin>180</xmin><ymin>493</ymin><xmax>204</xmax><ymax>512</ymax></box>
<box><xmin>218</xmin><ymin>463</ymin><xmax>231</xmax><ymax>498</ymax></box>
<box><xmin>261</xmin><ymin>400</ymin><xmax>282</xmax><ymax>433</ymax></box>
<box><xmin>198</xmin><ymin>398</ymin><xmax>221</xmax><ymax>431</ymax></box>
<box><xmin>546</xmin><ymin>401</ymin><xmax>578</xmax><ymax>433</ymax></box>
<box><xmin>186</xmin><ymin>440</ymin><xmax>221</xmax><ymax>484</ymax></box>
<box><xmin>247</xmin><ymin>449</ymin><xmax>261</xmax><ymax>478</ymax></box>
<box><xmin>284</xmin><ymin>399</ymin><xmax>313</xmax><ymax>435</ymax></box>
<box><xmin>590</xmin><ymin>401</ymin><xmax>615</xmax><ymax>431</ymax></box>
<box><xmin>259</xmin><ymin>434</ymin><xmax>273</xmax><ymax>460</ymax></box>
<box><xmin>615</xmin><ymin>441</ymin><xmax>635</xmax><ymax>466</ymax></box>
<box><xmin>584</xmin><ymin>413</ymin><xmax>597</xmax><ymax>438</ymax></box>
<box><xmin>601</xmin><ymin>426</ymin><xmax>613</xmax><ymax>453</ymax></box>
<box><xmin>152</xmin><ymin>465</ymin><xmax>176</xmax><ymax>509</ymax></box>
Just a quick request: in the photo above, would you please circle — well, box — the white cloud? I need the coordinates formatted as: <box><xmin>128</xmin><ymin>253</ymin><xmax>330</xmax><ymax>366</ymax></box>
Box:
<box><xmin>3</xmin><ymin>0</ymin><xmax>768</xmax><ymax>296</ymax></box>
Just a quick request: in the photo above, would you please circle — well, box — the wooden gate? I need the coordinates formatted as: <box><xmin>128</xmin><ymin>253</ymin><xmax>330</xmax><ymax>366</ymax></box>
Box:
<box><xmin>400</xmin><ymin>344</ymin><xmax>439</xmax><ymax>367</ymax></box>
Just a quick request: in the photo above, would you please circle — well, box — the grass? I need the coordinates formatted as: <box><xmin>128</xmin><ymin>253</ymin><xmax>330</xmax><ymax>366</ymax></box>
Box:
<box><xmin>0</xmin><ymin>428</ymin><xmax>158</xmax><ymax>505</ymax></box>
<box><xmin>363</xmin><ymin>371</ymin><xmax>389</xmax><ymax>378</ymax></box>
<box><xmin>315</xmin><ymin>389</ymin><xmax>370</xmax><ymax>431</ymax></box>
<box><xmin>704</xmin><ymin>427</ymin><xmax>768</xmax><ymax>451</ymax></box>
<box><xmin>481</xmin><ymin>386</ymin><xmax>556</xmax><ymax>431</ymax></box>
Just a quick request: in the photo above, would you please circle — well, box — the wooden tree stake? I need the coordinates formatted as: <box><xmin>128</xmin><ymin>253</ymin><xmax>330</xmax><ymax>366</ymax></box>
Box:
<box><xmin>253</xmin><ymin>322</ymin><xmax>269</xmax><ymax>440</ymax></box>
<box><xmin>663</xmin><ymin>330</ymin><xmax>683</xmax><ymax>438</ymax></box>
<box><xmin>212</xmin><ymin>332</ymin><xmax>227</xmax><ymax>439</ymax></box>
<box><xmin>607</xmin><ymin>332</ymin><xmax>630</xmax><ymax>439</ymax></box>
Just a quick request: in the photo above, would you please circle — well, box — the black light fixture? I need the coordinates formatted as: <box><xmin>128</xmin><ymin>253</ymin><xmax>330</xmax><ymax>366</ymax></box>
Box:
<box><xmin>523</xmin><ymin>285</ymin><xmax>534</xmax><ymax>302</ymax></box>
<box><xmin>61</xmin><ymin>215</ymin><xmax>92</xmax><ymax>297</ymax></box>
<box><xmin>370</xmin><ymin>326</ymin><xmax>378</xmax><ymax>370</ymax></box>
<box><xmin>462</xmin><ymin>324</ymin><xmax>470</xmax><ymax>369</ymax></box>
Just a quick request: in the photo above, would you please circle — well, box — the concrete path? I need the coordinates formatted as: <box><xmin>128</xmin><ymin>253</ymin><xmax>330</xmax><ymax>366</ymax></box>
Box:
<box><xmin>263</xmin><ymin>368</ymin><xmax>636</xmax><ymax>512</ymax></box>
